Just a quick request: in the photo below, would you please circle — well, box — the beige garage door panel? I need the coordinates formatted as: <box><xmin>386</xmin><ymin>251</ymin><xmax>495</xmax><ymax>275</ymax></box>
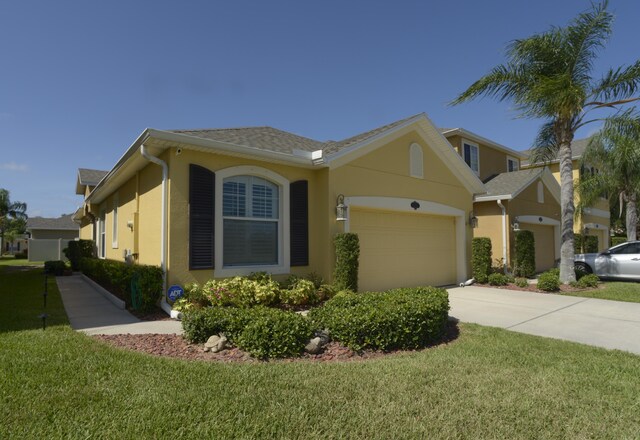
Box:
<box><xmin>523</xmin><ymin>223</ymin><xmax>555</xmax><ymax>272</ymax></box>
<box><xmin>350</xmin><ymin>208</ymin><xmax>457</xmax><ymax>292</ymax></box>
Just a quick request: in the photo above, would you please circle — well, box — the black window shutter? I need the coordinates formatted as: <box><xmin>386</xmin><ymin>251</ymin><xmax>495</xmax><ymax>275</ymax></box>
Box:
<box><xmin>290</xmin><ymin>180</ymin><xmax>309</xmax><ymax>266</ymax></box>
<box><xmin>189</xmin><ymin>164</ymin><xmax>215</xmax><ymax>269</ymax></box>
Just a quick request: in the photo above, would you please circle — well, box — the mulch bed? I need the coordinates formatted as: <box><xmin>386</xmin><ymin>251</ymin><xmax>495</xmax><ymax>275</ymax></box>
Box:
<box><xmin>93</xmin><ymin>321</ymin><xmax>460</xmax><ymax>363</ymax></box>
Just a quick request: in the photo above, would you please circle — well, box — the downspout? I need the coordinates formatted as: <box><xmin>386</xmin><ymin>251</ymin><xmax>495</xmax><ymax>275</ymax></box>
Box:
<box><xmin>496</xmin><ymin>199</ymin><xmax>507</xmax><ymax>274</ymax></box>
<box><xmin>140</xmin><ymin>144</ymin><xmax>175</xmax><ymax>317</ymax></box>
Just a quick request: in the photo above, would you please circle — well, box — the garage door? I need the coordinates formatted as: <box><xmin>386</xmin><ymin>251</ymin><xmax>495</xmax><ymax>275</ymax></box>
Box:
<box><xmin>349</xmin><ymin>208</ymin><xmax>457</xmax><ymax>291</ymax></box>
<box><xmin>523</xmin><ymin>223</ymin><xmax>556</xmax><ymax>272</ymax></box>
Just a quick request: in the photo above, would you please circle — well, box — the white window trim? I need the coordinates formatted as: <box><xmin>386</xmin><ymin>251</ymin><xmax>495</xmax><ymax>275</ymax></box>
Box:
<box><xmin>111</xmin><ymin>194</ymin><xmax>119</xmax><ymax>249</ymax></box>
<box><xmin>214</xmin><ymin>166</ymin><xmax>290</xmax><ymax>277</ymax></box>
<box><xmin>409</xmin><ymin>143</ymin><xmax>424</xmax><ymax>179</ymax></box>
<box><xmin>506</xmin><ymin>156</ymin><xmax>519</xmax><ymax>172</ymax></box>
<box><xmin>461</xmin><ymin>139</ymin><xmax>480</xmax><ymax>176</ymax></box>
<box><xmin>342</xmin><ymin>196</ymin><xmax>467</xmax><ymax>284</ymax></box>
<box><xmin>537</xmin><ymin>181</ymin><xmax>544</xmax><ymax>204</ymax></box>
<box><xmin>98</xmin><ymin>208</ymin><xmax>106</xmax><ymax>259</ymax></box>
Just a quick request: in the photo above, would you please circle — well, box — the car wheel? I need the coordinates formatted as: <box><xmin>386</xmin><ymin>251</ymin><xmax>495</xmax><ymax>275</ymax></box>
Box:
<box><xmin>574</xmin><ymin>262</ymin><xmax>592</xmax><ymax>275</ymax></box>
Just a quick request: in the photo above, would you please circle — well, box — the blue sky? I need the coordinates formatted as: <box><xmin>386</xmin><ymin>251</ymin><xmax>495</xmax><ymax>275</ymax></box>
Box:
<box><xmin>1</xmin><ymin>0</ymin><xmax>638</xmax><ymax>217</ymax></box>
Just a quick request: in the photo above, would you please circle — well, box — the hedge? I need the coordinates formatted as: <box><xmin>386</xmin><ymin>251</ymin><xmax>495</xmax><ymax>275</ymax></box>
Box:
<box><xmin>182</xmin><ymin>306</ymin><xmax>313</xmax><ymax>359</ymax></box>
<box><xmin>63</xmin><ymin>240</ymin><xmax>95</xmax><ymax>271</ymax></box>
<box><xmin>471</xmin><ymin>237</ymin><xmax>492</xmax><ymax>283</ymax></box>
<box><xmin>334</xmin><ymin>233</ymin><xmax>359</xmax><ymax>291</ymax></box>
<box><xmin>80</xmin><ymin>258</ymin><xmax>163</xmax><ymax>312</ymax></box>
<box><xmin>44</xmin><ymin>260</ymin><xmax>66</xmax><ymax>276</ymax></box>
<box><xmin>611</xmin><ymin>236</ymin><xmax>626</xmax><ymax>247</ymax></box>
<box><xmin>513</xmin><ymin>230</ymin><xmax>535</xmax><ymax>277</ymax></box>
<box><xmin>574</xmin><ymin>234</ymin><xmax>598</xmax><ymax>254</ymax></box>
<box><xmin>308</xmin><ymin>287</ymin><xmax>449</xmax><ymax>351</ymax></box>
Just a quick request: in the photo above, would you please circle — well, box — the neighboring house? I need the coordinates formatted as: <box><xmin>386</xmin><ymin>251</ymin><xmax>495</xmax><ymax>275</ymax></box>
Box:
<box><xmin>75</xmin><ymin>113</ymin><xmax>485</xmax><ymax>293</ymax></box>
<box><xmin>442</xmin><ymin>128</ymin><xmax>561</xmax><ymax>272</ymax></box>
<box><xmin>26</xmin><ymin>214</ymin><xmax>80</xmax><ymax>261</ymax></box>
<box><xmin>522</xmin><ymin>138</ymin><xmax>610</xmax><ymax>251</ymax></box>
<box><xmin>3</xmin><ymin>234</ymin><xmax>28</xmax><ymax>255</ymax></box>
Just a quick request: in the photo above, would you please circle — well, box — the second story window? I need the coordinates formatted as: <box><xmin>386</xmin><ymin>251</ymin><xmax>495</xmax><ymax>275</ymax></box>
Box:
<box><xmin>462</xmin><ymin>140</ymin><xmax>479</xmax><ymax>175</ymax></box>
<box><xmin>507</xmin><ymin>157</ymin><xmax>519</xmax><ymax>172</ymax></box>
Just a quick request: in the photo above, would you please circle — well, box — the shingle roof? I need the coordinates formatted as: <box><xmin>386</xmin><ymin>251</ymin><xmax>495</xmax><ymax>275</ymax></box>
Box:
<box><xmin>27</xmin><ymin>214</ymin><xmax>78</xmax><ymax>231</ymax></box>
<box><xmin>78</xmin><ymin>168</ymin><xmax>109</xmax><ymax>186</ymax></box>
<box><xmin>321</xmin><ymin>114</ymin><xmax>421</xmax><ymax>155</ymax></box>
<box><xmin>482</xmin><ymin>168</ymin><xmax>544</xmax><ymax>198</ymax></box>
<box><xmin>170</xmin><ymin>114</ymin><xmax>423</xmax><ymax>157</ymax></box>
<box><xmin>170</xmin><ymin>126</ymin><xmax>324</xmax><ymax>155</ymax></box>
<box><xmin>522</xmin><ymin>137</ymin><xmax>591</xmax><ymax>166</ymax></box>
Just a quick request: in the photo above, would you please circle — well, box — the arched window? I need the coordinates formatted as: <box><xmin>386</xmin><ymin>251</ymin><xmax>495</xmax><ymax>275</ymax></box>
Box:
<box><xmin>537</xmin><ymin>181</ymin><xmax>544</xmax><ymax>204</ymax></box>
<box><xmin>409</xmin><ymin>143</ymin><xmax>424</xmax><ymax>179</ymax></box>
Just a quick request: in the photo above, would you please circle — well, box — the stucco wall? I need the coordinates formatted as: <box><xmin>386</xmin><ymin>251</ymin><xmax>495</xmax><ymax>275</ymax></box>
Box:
<box><xmin>447</xmin><ymin>134</ymin><xmax>518</xmax><ymax>182</ymax></box>
<box><xmin>473</xmin><ymin>201</ymin><xmax>506</xmax><ymax>264</ymax></box>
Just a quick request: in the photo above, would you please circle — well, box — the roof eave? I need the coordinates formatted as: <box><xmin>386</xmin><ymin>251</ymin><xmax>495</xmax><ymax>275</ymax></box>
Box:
<box><xmin>441</xmin><ymin>128</ymin><xmax>527</xmax><ymax>159</ymax></box>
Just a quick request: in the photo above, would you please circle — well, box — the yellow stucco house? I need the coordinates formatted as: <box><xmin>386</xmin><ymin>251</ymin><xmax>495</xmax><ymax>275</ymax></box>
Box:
<box><xmin>522</xmin><ymin>137</ymin><xmax>611</xmax><ymax>252</ymax></box>
<box><xmin>441</xmin><ymin>128</ymin><xmax>562</xmax><ymax>273</ymax></box>
<box><xmin>74</xmin><ymin>113</ymin><xmax>486</xmax><ymax>294</ymax></box>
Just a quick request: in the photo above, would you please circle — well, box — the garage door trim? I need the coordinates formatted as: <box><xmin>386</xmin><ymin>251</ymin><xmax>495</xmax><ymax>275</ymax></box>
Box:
<box><xmin>344</xmin><ymin>196</ymin><xmax>467</xmax><ymax>283</ymax></box>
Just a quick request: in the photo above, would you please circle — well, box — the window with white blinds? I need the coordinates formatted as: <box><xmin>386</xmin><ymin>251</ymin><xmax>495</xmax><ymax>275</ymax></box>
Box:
<box><xmin>222</xmin><ymin>175</ymin><xmax>279</xmax><ymax>266</ymax></box>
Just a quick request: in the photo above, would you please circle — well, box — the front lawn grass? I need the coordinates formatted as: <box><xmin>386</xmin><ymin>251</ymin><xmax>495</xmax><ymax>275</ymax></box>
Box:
<box><xmin>2</xmin><ymin>268</ymin><xmax>640</xmax><ymax>439</ymax></box>
<box><xmin>0</xmin><ymin>256</ymin><xmax>43</xmax><ymax>267</ymax></box>
<box><xmin>562</xmin><ymin>281</ymin><xmax>640</xmax><ymax>304</ymax></box>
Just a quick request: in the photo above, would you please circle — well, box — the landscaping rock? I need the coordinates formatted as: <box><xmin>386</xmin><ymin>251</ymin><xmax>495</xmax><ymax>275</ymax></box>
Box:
<box><xmin>204</xmin><ymin>334</ymin><xmax>228</xmax><ymax>353</ymax></box>
<box><xmin>305</xmin><ymin>337</ymin><xmax>323</xmax><ymax>354</ymax></box>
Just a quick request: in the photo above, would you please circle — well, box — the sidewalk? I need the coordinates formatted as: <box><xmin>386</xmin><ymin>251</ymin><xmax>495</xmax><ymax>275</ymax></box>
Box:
<box><xmin>56</xmin><ymin>274</ymin><xmax>183</xmax><ymax>335</ymax></box>
<box><xmin>448</xmin><ymin>285</ymin><xmax>640</xmax><ymax>355</ymax></box>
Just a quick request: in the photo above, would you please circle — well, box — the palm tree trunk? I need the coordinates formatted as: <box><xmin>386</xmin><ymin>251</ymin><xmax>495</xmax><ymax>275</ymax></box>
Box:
<box><xmin>558</xmin><ymin>141</ymin><xmax>576</xmax><ymax>284</ymax></box>
<box><xmin>626</xmin><ymin>193</ymin><xmax>637</xmax><ymax>241</ymax></box>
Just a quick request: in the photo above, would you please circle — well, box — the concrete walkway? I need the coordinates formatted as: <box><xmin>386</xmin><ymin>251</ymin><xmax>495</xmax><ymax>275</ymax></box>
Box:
<box><xmin>448</xmin><ymin>285</ymin><xmax>640</xmax><ymax>355</ymax></box>
<box><xmin>57</xmin><ymin>275</ymin><xmax>183</xmax><ymax>335</ymax></box>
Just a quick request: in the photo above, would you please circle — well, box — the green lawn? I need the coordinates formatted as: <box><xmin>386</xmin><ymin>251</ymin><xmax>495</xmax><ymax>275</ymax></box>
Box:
<box><xmin>562</xmin><ymin>281</ymin><xmax>640</xmax><ymax>303</ymax></box>
<box><xmin>0</xmin><ymin>256</ymin><xmax>43</xmax><ymax>267</ymax></box>
<box><xmin>2</xmin><ymin>269</ymin><xmax>640</xmax><ymax>439</ymax></box>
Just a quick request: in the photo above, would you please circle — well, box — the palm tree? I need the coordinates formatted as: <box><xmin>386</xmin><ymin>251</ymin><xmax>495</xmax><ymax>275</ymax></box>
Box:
<box><xmin>578</xmin><ymin>111</ymin><xmax>640</xmax><ymax>242</ymax></box>
<box><xmin>0</xmin><ymin>189</ymin><xmax>28</xmax><ymax>253</ymax></box>
<box><xmin>452</xmin><ymin>2</ymin><xmax>640</xmax><ymax>283</ymax></box>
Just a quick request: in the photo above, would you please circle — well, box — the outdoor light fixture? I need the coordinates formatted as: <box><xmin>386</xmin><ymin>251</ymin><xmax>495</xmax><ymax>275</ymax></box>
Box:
<box><xmin>469</xmin><ymin>211</ymin><xmax>478</xmax><ymax>228</ymax></box>
<box><xmin>336</xmin><ymin>194</ymin><xmax>347</xmax><ymax>221</ymax></box>
<box><xmin>512</xmin><ymin>217</ymin><xmax>520</xmax><ymax>231</ymax></box>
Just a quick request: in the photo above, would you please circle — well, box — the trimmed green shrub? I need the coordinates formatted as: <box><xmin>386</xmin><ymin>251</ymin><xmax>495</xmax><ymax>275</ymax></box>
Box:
<box><xmin>279</xmin><ymin>279</ymin><xmax>318</xmax><ymax>305</ymax></box>
<box><xmin>514</xmin><ymin>277</ymin><xmax>528</xmax><ymax>288</ymax></box>
<box><xmin>80</xmin><ymin>258</ymin><xmax>162</xmax><ymax>312</ymax></box>
<box><xmin>488</xmin><ymin>273</ymin><xmax>508</xmax><ymax>286</ymax></box>
<box><xmin>513</xmin><ymin>230</ymin><xmax>536</xmax><ymax>278</ymax></box>
<box><xmin>334</xmin><ymin>233</ymin><xmax>359</xmax><ymax>291</ymax></box>
<box><xmin>14</xmin><ymin>250</ymin><xmax>27</xmax><ymax>259</ymax></box>
<box><xmin>44</xmin><ymin>260</ymin><xmax>66</xmax><ymax>276</ymax></box>
<box><xmin>611</xmin><ymin>236</ymin><xmax>626</xmax><ymax>247</ymax></box>
<box><xmin>182</xmin><ymin>306</ymin><xmax>313</xmax><ymax>359</ymax></box>
<box><xmin>575</xmin><ymin>234</ymin><xmax>599</xmax><ymax>254</ymax></box>
<box><xmin>576</xmin><ymin>273</ymin><xmax>599</xmax><ymax>288</ymax></box>
<box><xmin>537</xmin><ymin>270</ymin><xmax>560</xmax><ymax>292</ymax></box>
<box><xmin>472</xmin><ymin>237</ymin><xmax>492</xmax><ymax>284</ymax></box>
<box><xmin>63</xmin><ymin>240</ymin><xmax>95</xmax><ymax>271</ymax></box>
<box><xmin>309</xmin><ymin>287</ymin><xmax>449</xmax><ymax>351</ymax></box>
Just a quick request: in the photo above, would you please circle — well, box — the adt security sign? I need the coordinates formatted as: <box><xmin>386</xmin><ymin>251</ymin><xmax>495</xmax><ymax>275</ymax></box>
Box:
<box><xmin>167</xmin><ymin>285</ymin><xmax>184</xmax><ymax>302</ymax></box>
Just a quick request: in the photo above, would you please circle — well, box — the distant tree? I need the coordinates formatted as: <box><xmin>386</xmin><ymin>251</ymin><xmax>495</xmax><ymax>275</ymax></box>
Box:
<box><xmin>0</xmin><ymin>189</ymin><xmax>27</xmax><ymax>253</ymax></box>
<box><xmin>578</xmin><ymin>110</ymin><xmax>640</xmax><ymax>241</ymax></box>
<box><xmin>452</xmin><ymin>2</ymin><xmax>640</xmax><ymax>283</ymax></box>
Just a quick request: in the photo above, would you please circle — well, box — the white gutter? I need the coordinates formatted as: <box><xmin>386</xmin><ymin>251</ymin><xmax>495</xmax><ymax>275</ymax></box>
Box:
<box><xmin>140</xmin><ymin>144</ymin><xmax>176</xmax><ymax>318</ymax></box>
<box><xmin>496</xmin><ymin>199</ymin><xmax>508</xmax><ymax>273</ymax></box>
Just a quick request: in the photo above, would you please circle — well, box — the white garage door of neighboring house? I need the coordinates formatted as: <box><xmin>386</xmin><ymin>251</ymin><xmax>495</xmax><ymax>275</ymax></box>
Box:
<box><xmin>523</xmin><ymin>223</ymin><xmax>556</xmax><ymax>273</ymax></box>
<box><xmin>349</xmin><ymin>208</ymin><xmax>457</xmax><ymax>292</ymax></box>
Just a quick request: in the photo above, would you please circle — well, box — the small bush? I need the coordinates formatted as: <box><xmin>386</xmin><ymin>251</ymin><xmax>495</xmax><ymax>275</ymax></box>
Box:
<box><xmin>309</xmin><ymin>287</ymin><xmax>449</xmax><ymax>351</ymax></box>
<box><xmin>197</xmin><ymin>276</ymin><xmax>279</xmax><ymax>307</ymax></box>
<box><xmin>334</xmin><ymin>233</ymin><xmax>359</xmax><ymax>291</ymax></box>
<box><xmin>488</xmin><ymin>273</ymin><xmax>508</xmax><ymax>286</ymax></box>
<box><xmin>44</xmin><ymin>260</ymin><xmax>66</xmax><ymax>276</ymax></box>
<box><xmin>537</xmin><ymin>270</ymin><xmax>560</xmax><ymax>292</ymax></box>
<box><xmin>14</xmin><ymin>250</ymin><xmax>28</xmax><ymax>259</ymax></box>
<box><xmin>63</xmin><ymin>240</ymin><xmax>95</xmax><ymax>271</ymax></box>
<box><xmin>472</xmin><ymin>237</ymin><xmax>492</xmax><ymax>284</ymax></box>
<box><xmin>514</xmin><ymin>277</ymin><xmax>529</xmax><ymax>288</ymax></box>
<box><xmin>182</xmin><ymin>306</ymin><xmax>313</xmax><ymax>359</ymax></box>
<box><xmin>513</xmin><ymin>230</ymin><xmax>536</xmax><ymax>278</ymax></box>
<box><xmin>611</xmin><ymin>236</ymin><xmax>626</xmax><ymax>247</ymax></box>
<box><xmin>280</xmin><ymin>279</ymin><xmax>318</xmax><ymax>306</ymax></box>
<box><xmin>576</xmin><ymin>274</ymin><xmax>599</xmax><ymax>288</ymax></box>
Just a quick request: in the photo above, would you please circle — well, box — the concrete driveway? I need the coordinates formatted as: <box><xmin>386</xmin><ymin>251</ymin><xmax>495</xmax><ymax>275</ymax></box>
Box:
<box><xmin>448</xmin><ymin>286</ymin><xmax>640</xmax><ymax>355</ymax></box>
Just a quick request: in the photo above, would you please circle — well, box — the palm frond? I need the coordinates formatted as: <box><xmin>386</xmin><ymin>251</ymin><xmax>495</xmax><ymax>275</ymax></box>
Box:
<box><xmin>527</xmin><ymin>121</ymin><xmax>558</xmax><ymax>164</ymax></box>
<box><xmin>450</xmin><ymin>63</ymin><xmax>533</xmax><ymax>106</ymax></box>
<box><xmin>591</xmin><ymin>60</ymin><xmax>640</xmax><ymax>101</ymax></box>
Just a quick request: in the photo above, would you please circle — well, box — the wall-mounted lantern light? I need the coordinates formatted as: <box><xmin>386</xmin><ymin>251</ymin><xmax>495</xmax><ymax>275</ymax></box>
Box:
<box><xmin>336</xmin><ymin>194</ymin><xmax>348</xmax><ymax>221</ymax></box>
<box><xmin>512</xmin><ymin>217</ymin><xmax>520</xmax><ymax>231</ymax></box>
<box><xmin>469</xmin><ymin>211</ymin><xmax>478</xmax><ymax>228</ymax></box>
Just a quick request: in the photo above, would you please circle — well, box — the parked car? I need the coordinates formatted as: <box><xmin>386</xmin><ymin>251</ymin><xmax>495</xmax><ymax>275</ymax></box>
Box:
<box><xmin>575</xmin><ymin>241</ymin><xmax>640</xmax><ymax>280</ymax></box>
